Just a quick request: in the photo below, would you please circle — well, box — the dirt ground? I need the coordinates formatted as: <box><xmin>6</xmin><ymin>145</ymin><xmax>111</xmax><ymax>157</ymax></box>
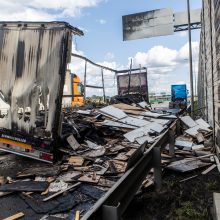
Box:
<box><xmin>123</xmin><ymin>169</ymin><xmax>220</xmax><ymax>220</ymax></box>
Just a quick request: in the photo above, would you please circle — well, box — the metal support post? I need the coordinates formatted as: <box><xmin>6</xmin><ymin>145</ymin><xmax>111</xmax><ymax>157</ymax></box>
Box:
<box><xmin>153</xmin><ymin>147</ymin><xmax>162</xmax><ymax>191</ymax></box>
<box><xmin>187</xmin><ymin>0</ymin><xmax>194</xmax><ymax>118</ymax></box>
<box><xmin>145</xmin><ymin>68</ymin><xmax>149</xmax><ymax>103</ymax></box>
<box><xmin>83</xmin><ymin>60</ymin><xmax>87</xmax><ymax>103</ymax></box>
<box><xmin>127</xmin><ymin>59</ymin><xmax>132</xmax><ymax>95</ymax></box>
<box><xmin>102</xmin><ymin>203</ymin><xmax>120</xmax><ymax>220</ymax></box>
<box><xmin>168</xmin><ymin>129</ymin><xmax>175</xmax><ymax>157</ymax></box>
<box><xmin>101</xmin><ymin>67</ymin><xmax>106</xmax><ymax>103</ymax></box>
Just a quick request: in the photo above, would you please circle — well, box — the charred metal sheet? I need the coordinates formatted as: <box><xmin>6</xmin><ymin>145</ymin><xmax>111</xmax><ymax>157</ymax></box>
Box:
<box><xmin>195</xmin><ymin>118</ymin><xmax>210</xmax><ymax>128</ymax></box>
<box><xmin>175</xmin><ymin>140</ymin><xmax>193</xmax><ymax>149</ymax></box>
<box><xmin>0</xmin><ymin>21</ymin><xmax>83</xmax><ymax>36</ymax></box>
<box><xmin>123</xmin><ymin>8</ymin><xmax>174</xmax><ymax>41</ymax></box>
<box><xmin>102</xmin><ymin>119</ymin><xmax>137</xmax><ymax>129</ymax></box>
<box><xmin>135</xmin><ymin>135</ymin><xmax>154</xmax><ymax>145</ymax></box>
<box><xmin>0</xmin><ymin>181</ymin><xmax>49</xmax><ymax>192</ymax></box>
<box><xmin>119</xmin><ymin>116</ymin><xmax>150</xmax><ymax>127</ymax></box>
<box><xmin>99</xmin><ymin>106</ymin><xmax>127</xmax><ymax>120</ymax></box>
<box><xmin>180</xmin><ymin>116</ymin><xmax>197</xmax><ymax>128</ymax></box>
<box><xmin>166</xmin><ymin>159</ymin><xmax>210</xmax><ymax>173</ymax></box>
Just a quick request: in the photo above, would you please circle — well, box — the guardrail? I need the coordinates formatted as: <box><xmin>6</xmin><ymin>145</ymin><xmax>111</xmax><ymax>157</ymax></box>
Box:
<box><xmin>82</xmin><ymin>119</ymin><xmax>180</xmax><ymax>220</ymax></box>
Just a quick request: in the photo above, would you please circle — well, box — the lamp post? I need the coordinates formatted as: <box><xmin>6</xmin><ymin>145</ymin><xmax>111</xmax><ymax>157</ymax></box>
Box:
<box><xmin>187</xmin><ymin>0</ymin><xmax>194</xmax><ymax>118</ymax></box>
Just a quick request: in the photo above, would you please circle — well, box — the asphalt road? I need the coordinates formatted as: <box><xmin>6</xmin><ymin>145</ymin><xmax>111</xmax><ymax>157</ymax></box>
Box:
<box><xmin>0</xmin><ymin>153</ymin><xmax>46</xmax><ymax>220</ymax></box>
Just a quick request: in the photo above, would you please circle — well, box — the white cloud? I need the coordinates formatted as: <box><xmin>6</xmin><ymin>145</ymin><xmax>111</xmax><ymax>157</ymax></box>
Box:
<box><xmin>177</xmin><ymin>41</ymin><xmax>199</xmax><ymax>61</ymax></box>
<box><xmin>132</xmin><ymin>41</ymin><xmax>199</xmax><ymax>72</ymax></box>
<box><xmin>0</xmin><ymin>0</ymin><xmax>102</xmax><ymax>21</ymax></box>
<box><xmin>177</xmin><ymin>31</ymin><xmax>188</xmax><ymax>37</ymax></box>
<box><xmin>105</xmin><ymin>52</ymin><xmax>115</xmax><ymax>60</ymax></box>
<box><xmin>98</xmin><ymin>19</ymin><xmax>107</xmax><ymax>24</ymax></box>
<box><xmin>133</xmin><ymin>46</ymin><xmax>178</xmax><ymax>68</ymax></box>
<box><xmin>69</xmin><ymin>41</ymin><xmax>200</xmax><ymax>97</ymax></box>
<box><xmin>130</xmin><ymin>42</ymin><xmax>200</xmax><ymax>95</ymax></box>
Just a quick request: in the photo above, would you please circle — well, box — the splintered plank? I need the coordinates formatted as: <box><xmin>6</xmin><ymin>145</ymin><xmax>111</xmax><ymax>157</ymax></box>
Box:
<box><xmin>179</xmin><ymin>175</ymin><xmax>198</xmax><ymax>183</ymax></box>
<box><xmin>114</xmin><ymin>153</ymin><xmax>128</xmax><ymax>161</ymax></box>
<box><xmin>202</xmin><ymin>164</ymin><xmax>217</xmax><ymax>175</ymax></box>
<box><xmin>75</xmin><ymin>211</ymin><xmax>80</xmax><ymax>220</ymax></box>
<box><xmin>196</xmin><ymin>133</ymin><xmax>205</xmax><ymax>144</ymax></box>
<box><xmin>3</xmin><ymin>212</ymin><xmax>24</xmax><ymax>220</ymax></box>
<box><xmin>97</xmin><ymin>177</ymin><xmax>116</xmax><ymax>188</ymax></box>
<box><xmin>17</xmin><ymin>166</ymin><xmax>60</xmax><ymax>177</ymax></box>
<box><xmin>78</xmin><ymin>174</ymin><xmax>101</xmax><ymax>183</ymax></box>
<box><xmin>126</xmin><ymin>149</ymin><xmax>136</xmax><ymax>157</ymax></box>
<box><xmin>67</xmin><ymin>135</ymin><xmax>80</xmax><ymax>150</ymax></box>
<box><xmin>214</xmin><ymin>156</ymin><xmax>220</xmax><ymax>173</ymax></box>
<box><xmin>68</xmin><ymin>156</ymin><xmax>84</xmax><ymax>166</ymax></box>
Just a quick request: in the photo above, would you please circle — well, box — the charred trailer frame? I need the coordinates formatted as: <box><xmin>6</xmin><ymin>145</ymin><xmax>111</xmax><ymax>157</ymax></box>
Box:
<box><xmin>0</xmin><ymin>22</ymin><xmax>83</xmax><ymax>163</ymax></box>
<box><xmin>115</xmin><ymin>68</ymin><xmax>149</xmax><ymax>104</ymax></box>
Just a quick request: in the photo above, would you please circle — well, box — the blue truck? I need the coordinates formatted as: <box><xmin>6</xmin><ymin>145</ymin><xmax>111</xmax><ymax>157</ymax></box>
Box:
<box><xmin>169</xmin><ymin>84</ymin><xmax>188</xmax><ymax>109</ymax></box>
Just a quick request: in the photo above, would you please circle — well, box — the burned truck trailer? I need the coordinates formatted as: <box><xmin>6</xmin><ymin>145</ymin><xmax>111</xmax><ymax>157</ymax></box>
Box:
<box><xmin>115</xmin><ymin>68</ymin><xmax>149</xmax><ymax>104</ymax></box>
<box><xmin>0</xmin><ymin>22</ymin><xmax>83</xmax><ymax>163</ymax></box>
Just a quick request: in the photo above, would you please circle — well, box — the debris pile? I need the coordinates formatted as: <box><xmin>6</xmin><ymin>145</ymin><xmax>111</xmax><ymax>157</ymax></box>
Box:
<box><xmin>0</xmin><ymin>102</ymin><xmax>177</xmax><ymax>219</ymax></box>
<box><xmin>163</xmin><ymin>115</ymin><xmax>216</xmax><ymax>178</ymax></box>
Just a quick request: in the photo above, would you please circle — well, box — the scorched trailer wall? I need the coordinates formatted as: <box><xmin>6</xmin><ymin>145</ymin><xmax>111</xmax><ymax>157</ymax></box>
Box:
<box><xmin>0</xmin><ymin>21</ymin><xmax>83</xmax><ymax>163</ymax></box>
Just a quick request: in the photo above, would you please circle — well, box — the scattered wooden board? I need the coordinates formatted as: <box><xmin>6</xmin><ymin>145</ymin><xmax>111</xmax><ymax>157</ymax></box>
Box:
<box><xmin>126</xmin><ymin>149</ymin><xmax>136</xmax><ymax>157</ymax></box>
<box><xmin>3</xmin><ymin>212</ymin><xmax>24</xmax><ymax>220</ymax></box>
<box><xmin>68</xmin><ymin>156</ymin><xmax>84</xmax><ymax>166</ymax></box>
<box><xmin>75</xmin><ymin>210</ymin><xmax>80</xmax><ymax>220</ymax></box>
<box><xmin>109</xmin><ymin>145</ymin><xmax>125</xmax><ymax>153</ymax></box>
<box><xmin>67</xmin><ymin>135</ymin><xmax>80</xmax><ymax>150</ymax></box>
<box><xmin>142</xmin><ymin>179</ymin><xmax>154</xmax><ymax>189</ymax></box>
<box><xmin>214</xmin><ymin>156</ymin><xmax>220</xmax><ymax>173</ymax></box>
<box><xmin>202</xmin><ymin>164</ymin><xmax>217</xmax><ymax>175</ymax></box>
<box><xmin>78</xmin><ymin>174</ymin><xmax>101</xmax><ymax>184</ymax></box>
<box><xmin>114</xmin><ymin>153</ymin><xmax>128</xmax><ymax>161</ymax></box>
<box><xmin>97</xmin><ymin>177</ymin><xmax>115</xmax><ymax>188</ymax></box>
<box><xmin>196</xmin><ymin>133</ymin><xmax>205</xmax><ymax>144</ymax></box>
<box><xmin>179</xmin><ymin>175</ymin><xmax>198</xmax><ymax>183</ymax></box>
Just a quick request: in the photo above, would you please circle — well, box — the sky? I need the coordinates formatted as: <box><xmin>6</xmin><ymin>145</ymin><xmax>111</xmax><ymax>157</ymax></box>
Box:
<box><xmin>0</xmin><ymin>0</ymin><xmax>202</xmax><ymax>96</ymax></box>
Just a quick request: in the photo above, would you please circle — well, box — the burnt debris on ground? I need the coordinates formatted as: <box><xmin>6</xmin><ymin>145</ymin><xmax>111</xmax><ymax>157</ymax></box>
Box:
<box><xmin>0</xmin><ymin>103</ymin><xmax>217</xmax><ymax>219</ymax></box>
<box><xmin>0</xmin><ymin>101</ymin><xmax>176</xmax><ymax>219</ymax></box>
<box><xmin>124</xmin><ymin>114</ymin><xmax>218</xmax><ymax>220</ymax></box>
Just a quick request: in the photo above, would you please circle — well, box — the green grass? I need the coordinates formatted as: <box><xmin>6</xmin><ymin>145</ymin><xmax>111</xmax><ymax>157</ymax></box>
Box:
<box><xmin>175</xmin><ymin>201</ymin><xmax>207</xmax><ymax>220</ymax></box>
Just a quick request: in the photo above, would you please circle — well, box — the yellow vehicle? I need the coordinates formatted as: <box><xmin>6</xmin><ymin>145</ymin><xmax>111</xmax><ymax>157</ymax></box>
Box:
<box><xmin>63</xmin><ymin>70</ymin><xmax>84</xmax><ymax>107</ymax></box>
<box><xmin>72</xmin><ymin>74</ymin><xmax>84</xmax><ymax>106</ymax></box>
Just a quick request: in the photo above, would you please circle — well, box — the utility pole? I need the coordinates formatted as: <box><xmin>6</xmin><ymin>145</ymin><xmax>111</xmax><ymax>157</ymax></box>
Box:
<box><xmin>187</xmin><ymin>0</ymin><xmax>194</xmax><ymax>118</ymax></box>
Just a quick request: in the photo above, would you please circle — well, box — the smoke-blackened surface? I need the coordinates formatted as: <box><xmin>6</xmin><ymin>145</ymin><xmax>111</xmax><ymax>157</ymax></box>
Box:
<box><xmin>0</xmin><ymin>23</ymin><xmax>71</xmax><ymax>138</ymax></box>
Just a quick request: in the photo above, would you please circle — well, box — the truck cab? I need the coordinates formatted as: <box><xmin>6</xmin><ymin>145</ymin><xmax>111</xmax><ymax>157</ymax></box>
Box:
<box><xmin>169</xmin><ymin>84</ymin><xmax>188</xmax><ymax>109</ymax></box>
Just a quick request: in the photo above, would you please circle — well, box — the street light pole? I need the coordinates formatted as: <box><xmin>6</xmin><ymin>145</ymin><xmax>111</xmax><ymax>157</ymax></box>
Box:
<box><xmin>187</xmin><ymin>0</ymin><xmax>194</xmax><ymax>118</ymax></box>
